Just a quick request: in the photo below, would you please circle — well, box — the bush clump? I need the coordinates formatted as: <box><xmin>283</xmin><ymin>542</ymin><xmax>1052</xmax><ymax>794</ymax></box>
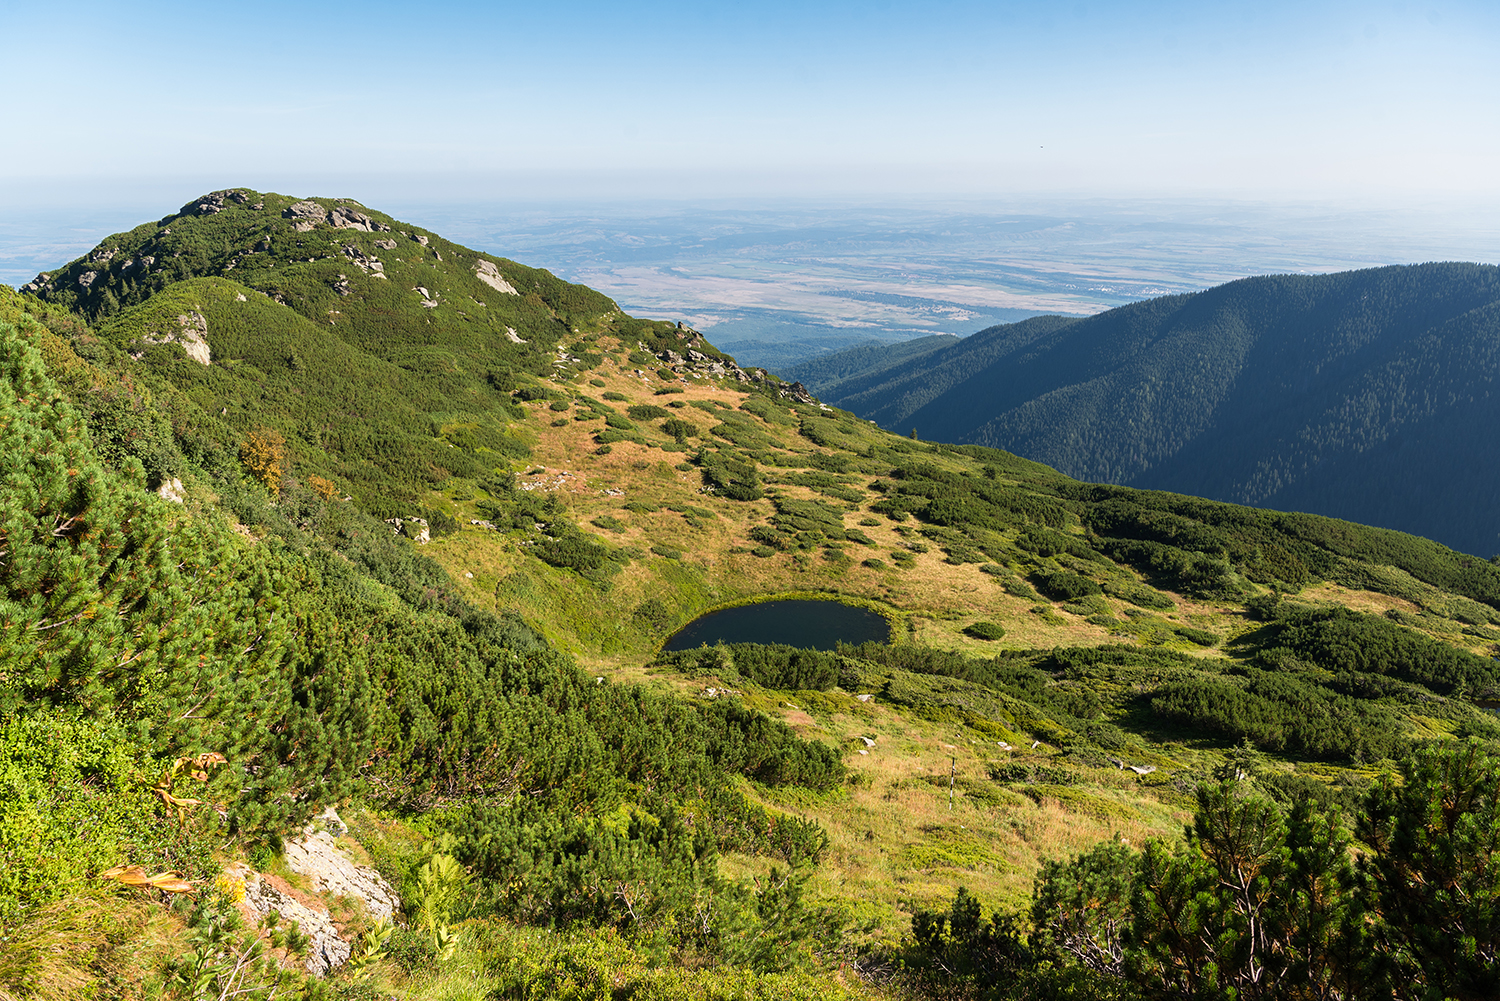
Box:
<box><xmin>963</xmin><ymin>622</ymin><xmax>1007</xmax><ymax>641</ymax></box>
<box><xmin>1031</xmin><ymin>568</ymin><xmax>1103</xmax><ymax>601</ymax></box>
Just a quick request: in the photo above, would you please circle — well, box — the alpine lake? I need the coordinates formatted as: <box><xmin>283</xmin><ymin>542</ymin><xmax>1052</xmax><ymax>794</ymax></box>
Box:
<box><xmin>662</xmin><ymin>598</ymin><xmax>891</xmax><ymax>652</ymax></box>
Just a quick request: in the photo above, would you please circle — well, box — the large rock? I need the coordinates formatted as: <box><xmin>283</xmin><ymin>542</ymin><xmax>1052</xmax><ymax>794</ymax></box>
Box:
<box><xmin>329</xmin><ymin>206</ymin><xmax>375</xmax><ymax>232</ymax></box>
<box><xmin>138</xmin><ymin>311</ymin><xmax>211</xmax><ymax>366</ymax></box>
<box><xmin>286</xmin><ymin>200</ymin><xmax>328</xmax><ymax>232</ymax></box>
<box><xmin>224</xmin><ymin>807</ymin><xmax>403</xmax><ymax>978</ymax></box>
<box><xmin>282</xmin><ymin>828</ymin><xmax>402</xmax><ymax>923</ymax></box>
<box><xmin>474</xmin><ymin>258</ymin><xmax>519</xmax><ymax>295</ymax></box>
<box><xmin>229</xmin><ymin>863</ymin><xmax>351</xmax><ymax>977</ymax></box>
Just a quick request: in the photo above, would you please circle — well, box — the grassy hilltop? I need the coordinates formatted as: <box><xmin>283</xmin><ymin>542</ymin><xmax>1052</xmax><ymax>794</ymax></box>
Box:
<box><xmin>2</xmin><ymin>190</ymin><xmax>1498</xmax><ymax>1000</ymax></box>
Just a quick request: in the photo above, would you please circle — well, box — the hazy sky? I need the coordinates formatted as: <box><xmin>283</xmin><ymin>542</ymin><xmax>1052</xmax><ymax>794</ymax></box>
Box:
<box><xmin>5</xmin><ymin>0</ymin><xmax>1498</xmax><ymax>207</ymax></box>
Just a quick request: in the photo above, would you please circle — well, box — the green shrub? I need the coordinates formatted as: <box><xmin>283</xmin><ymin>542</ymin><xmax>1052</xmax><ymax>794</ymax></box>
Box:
<box><xmin>627</xmin><ymin>404</ymin><xmax>670</xmax><ymax>420</ymax></box>
<box><xmin>1032</xmin><ymin>568</ymin><xmax>1103</xmax><ymax>601</ymax></box>
<box><xmin>963</xmin><ymin>622</ymin><xmax>1007</xmax><ymax>641</ymax></box>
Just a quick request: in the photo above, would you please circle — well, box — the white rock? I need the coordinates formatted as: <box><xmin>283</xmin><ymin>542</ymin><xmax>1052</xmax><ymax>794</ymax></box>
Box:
<box><xmin>282</xmin><ymin>828</ymin><xmax>401</xmax><ymax>925</ymax></box>
<box><xmin>286</xmin><ymin>200</ymin><xmax>327</xmax><ymax>232</ymax></box>
<box><xmin>157</xmin><ymin>478</ymin><xmax>185</xmax><ymax>504</ymax></box>
<box><xmin>475</xmin><ymin>259</ymin><xmax>519</xmax><ymax>295</ymax></box>
<box><xmin>229</xmin><ymin>862</ymin><xmax>350</xmax><ymax>976</ymax></box>
<box><xmin>329</xmin><ymin>206</ymin><xmax>375</xmax><ymax>232</ymax></box>
<box><xmin>140</xmin><ymin>312</ymin><xmax>210</xmax><ymax>365</ymax></box>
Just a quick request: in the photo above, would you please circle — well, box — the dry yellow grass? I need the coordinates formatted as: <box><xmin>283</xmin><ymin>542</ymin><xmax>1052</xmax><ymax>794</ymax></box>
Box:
<box><xmin>417</xmin><ymin>336</ymin><xmax>1496</xmax><ymax>945</ymax></box>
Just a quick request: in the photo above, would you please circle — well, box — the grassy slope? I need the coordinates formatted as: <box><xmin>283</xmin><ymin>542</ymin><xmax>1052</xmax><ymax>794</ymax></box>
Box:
<box><xmin>13</xmin><ymin>197</ymin><xmax>1500</xmax><ymax>985</ymax></box>
<box><xmin>403</xmin><ymin>335</ymin><xmax>1499</xmax><ymax>937</ymax></box>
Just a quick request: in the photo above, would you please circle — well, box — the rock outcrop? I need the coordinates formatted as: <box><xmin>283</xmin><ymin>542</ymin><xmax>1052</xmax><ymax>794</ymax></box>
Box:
<box><xmin>229</xmin><ymin>862</ymin><xmax>352</xmax><ymax>976</ymax></box>
<box><xmin>286</xmin><ymin>201</ymin><xmax>327</xmax><ymax>232</ymax></box>
<box><xmin>182</xmin><ymin>190</ymin><xmax>251</xmax><ymax>216</ymax></box>
<box><xmin>283</xmin><ymin>834</ymin><xmax>401</xmax><ymax>924</ymax></box>
<box><xmin>653</xmin><ymin>347</ymin><xmax>763</xmax><ymax>386</ymax></box>
<box><xmin>329</xmin><ymin>206</ymin><xmax>371</xmax><ymax>231</ymax></box>
<box><xmin>474</xmin><ymin>259</ymin><xmax>519</xmax><ymax>295</ymax></box>
<box><xmin>225</xmin><ymin>807</ymin><xmax>402</xmax><ymax>978</ymax></box>
<box><xmin>137</xmin><ymin>311</ymin><xmax>211</xmax><ymax>366</ymax></box>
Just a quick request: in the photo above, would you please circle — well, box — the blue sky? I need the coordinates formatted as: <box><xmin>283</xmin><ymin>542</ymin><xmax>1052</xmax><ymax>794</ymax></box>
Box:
<box><xmin>4</xmin><ymin>0</ymin><xmax>1498</xmax><ymax>206</ymax></box>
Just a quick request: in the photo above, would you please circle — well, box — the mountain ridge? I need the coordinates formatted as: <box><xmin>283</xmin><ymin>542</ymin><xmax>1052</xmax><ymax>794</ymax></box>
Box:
<box><xmin>793</xmin><ymin>262</ymin><xmax>1500</xmax><ymax>555</ymax></box>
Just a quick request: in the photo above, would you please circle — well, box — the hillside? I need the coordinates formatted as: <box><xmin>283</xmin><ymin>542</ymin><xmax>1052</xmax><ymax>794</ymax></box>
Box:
<box><xmin>800</xmin><ymin>264</ymin><xmax>1500</xmax><ymax>556</ymax></box>
<box><xmin>778</xmin><ymin>333</ymin><xmax>958</xmax><ymax>400</ymax></box>
<box><xmin>4</xmin><ymin>193</ymin><xmax>1499</xmax><ymax>1001</ymax></box>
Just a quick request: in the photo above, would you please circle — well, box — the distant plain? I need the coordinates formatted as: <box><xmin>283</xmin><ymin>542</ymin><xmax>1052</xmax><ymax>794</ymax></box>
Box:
<box><xmin>4</xmin><ymin>194</ymin><xmax>1497</xmax><ymax>370</ymax></box>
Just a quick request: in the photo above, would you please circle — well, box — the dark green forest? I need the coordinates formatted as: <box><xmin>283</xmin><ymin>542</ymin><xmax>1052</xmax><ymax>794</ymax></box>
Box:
<box><xmin>796</xmin><ymin>264</ymin><xmax>1500</xmax><ymax>556</ymax></box>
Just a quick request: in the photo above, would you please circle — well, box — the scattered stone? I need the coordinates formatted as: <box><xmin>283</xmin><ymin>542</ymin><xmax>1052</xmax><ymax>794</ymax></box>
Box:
<box><xmin>474</xmin><ymin>259</ymin><xmax>519</xmax><ymax>295</ymax></box>
<box><xmin>1129</xmin><ymin>764</ymin><xmax>1158</xmax><ymax>775</ymax></box>
<box><xmin>374</xmin><ymin>238</ymin><xmax>398</xmax><ymax>250</ymax></box>
<box><xmin>861</xmin><ymin>736</ymin><xmax>876</xmax><ymax>747</ymax></box>
<box><xmin>341</xmin><ymin>245</ymin><xmax>384</xmax><ymax>273</ymax></box>
<box><xmin>856</xmin><ymin>693</ymin><xmax>875</xmax><ymax>702</ymax></box>
<box><xmin>236</xmin><ymin>292</ymin><xmax>247</xmax><ymax>302</ymax></box>
<box><xmin>385</xmin><ymin>516</ymin><xmax>429</xmax><ymax>544</ymax></box>
<box><xmin>412</xmin><ymin>234</ymin><xmax>429</xmax><ymax>246</ymax></box>
<box><xmin>157</xmin><ymin>478</ymin><xmax>185</xmax><ymax>504</ymax></box>
<box><xmin>505</xmin><ymin>326</ymin><xmax>526</xmax><ymax>344</ymax></box>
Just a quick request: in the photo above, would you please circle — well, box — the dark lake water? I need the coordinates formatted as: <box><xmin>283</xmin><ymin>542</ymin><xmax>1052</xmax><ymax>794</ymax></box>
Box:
<box><xmin>663</xmin><ymin>599</ymin><xmax>890</xmax><ymax>652</ymax></box>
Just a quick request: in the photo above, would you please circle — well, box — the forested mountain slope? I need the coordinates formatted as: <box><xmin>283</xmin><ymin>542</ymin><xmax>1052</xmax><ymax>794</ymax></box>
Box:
<box><xmin>4</xmin><ymin>194</ymin><xmax>1499</xmax><ymax>1000</ymax></box>
<box><xmin>805</xmin><ymin>264</ymin><xmax>1500</xmax><ymax>555</ymax></box>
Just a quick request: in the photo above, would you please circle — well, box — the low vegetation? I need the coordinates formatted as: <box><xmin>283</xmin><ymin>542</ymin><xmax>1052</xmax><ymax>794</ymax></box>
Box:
<box><xmin>3</xmin><ymin>193</ymin><xmax>1498</xmax><ymax>1000</ymax></box>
